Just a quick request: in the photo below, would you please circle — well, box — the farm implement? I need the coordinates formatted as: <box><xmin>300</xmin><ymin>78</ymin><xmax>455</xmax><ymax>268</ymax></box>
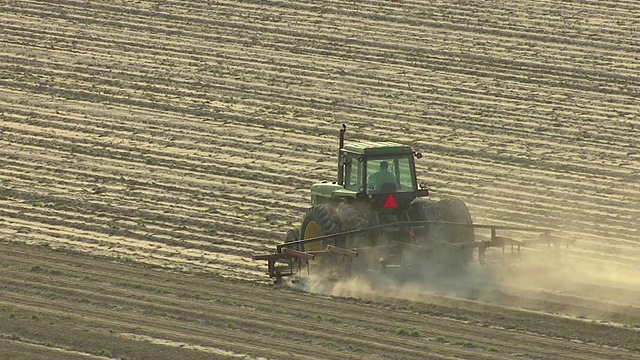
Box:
<box><xmin>254</xmin><ymin>125</ymin><xmax>570</xmax><ymax>283</ymax></box>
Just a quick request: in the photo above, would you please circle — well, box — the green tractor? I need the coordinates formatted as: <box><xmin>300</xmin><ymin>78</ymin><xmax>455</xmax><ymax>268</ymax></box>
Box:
<box><xmin>254</xmin><ymin>125</ymin><xmax>562</xmax><ymax>283</ymax></box>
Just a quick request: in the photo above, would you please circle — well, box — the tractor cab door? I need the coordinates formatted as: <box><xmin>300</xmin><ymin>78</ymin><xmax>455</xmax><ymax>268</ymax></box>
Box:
<box><xmin>344</xmin><ymin>153</ymin><xmax>363</xmax><ymax>191</ymax></box>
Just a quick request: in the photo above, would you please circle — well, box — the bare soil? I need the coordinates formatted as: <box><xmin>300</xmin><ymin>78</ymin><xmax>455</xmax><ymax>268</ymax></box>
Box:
<box><xmin>1</xmin><ymin>0</ymin><xmax>639</xmax><ymax>359</ymax></box>
<box><xmin>1</xmin><ymin>241</ymin><xmax>639</xmax><ymax>359</ymax></box>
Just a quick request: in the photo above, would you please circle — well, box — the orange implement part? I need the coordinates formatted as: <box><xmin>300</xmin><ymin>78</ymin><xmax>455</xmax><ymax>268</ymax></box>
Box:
<box><xmin>282</xmin><ymin>247</ymin><xmax>315</xmax><ymax>260</ymax></box>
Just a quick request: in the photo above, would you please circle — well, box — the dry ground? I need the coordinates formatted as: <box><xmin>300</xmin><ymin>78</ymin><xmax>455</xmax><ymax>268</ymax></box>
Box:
<box><xmin>1</xmin><ymin>241</ymin><xmax>639</xmax><ymax>359</ymax></box>
<box><xmin>1</xmin><ymin>0</ymin><xmax>639</xmax><ymax>359</ymax></box>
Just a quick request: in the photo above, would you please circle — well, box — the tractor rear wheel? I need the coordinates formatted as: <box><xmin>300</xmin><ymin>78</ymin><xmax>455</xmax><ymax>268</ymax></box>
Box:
<box><xmin>407</xmin><ymin>199</ymin><xmax>449</xmax><ymax>273</ymax></box>
<box><xmin>438</xmin><ymin>197</ymin><xmax>475</xmax><ymax>268</ymax></box>
<box><xmin>408</xmin><ymin>199</ymin><xmax>443</xmax><ymax>243</ymax></box>
<box><xmin>336</xmin><ymin>203</ymin><xmax>370</xmax><ymax>249</ymax></box>
<box><xmin>300</xmin><ymin>204</ymin><xmax>342</xmax><ymax>252</ymax></box>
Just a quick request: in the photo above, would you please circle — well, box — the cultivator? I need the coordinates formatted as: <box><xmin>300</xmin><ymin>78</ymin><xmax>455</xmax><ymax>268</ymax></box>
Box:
<box><xmin>253</xmin><ymin>220</ymin><xmax>569</xmax><ymax>283</ymax></box>
<box><xmin>253</xmin><ymin>125</ymin><xmax>571</xmax><ymax>284</ymax></box>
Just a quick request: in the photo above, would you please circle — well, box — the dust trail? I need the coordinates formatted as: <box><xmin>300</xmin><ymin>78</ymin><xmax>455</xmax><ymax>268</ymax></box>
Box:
<box><xmin>290</xmin><ymin>242</ymin><xmax>640</xmax><ymax>326</ymax></box>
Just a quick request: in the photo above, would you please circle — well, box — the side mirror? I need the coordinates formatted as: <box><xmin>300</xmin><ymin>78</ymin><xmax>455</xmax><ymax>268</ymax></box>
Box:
<box><xmin>419</xmin><ymin>181</ymin><xmax>427</xmax><ymax>189</ymax></box>
<box><xmin>414</xmin><ymin>152</ymin><xmax>423</xmax><ymax>159</ymax></box>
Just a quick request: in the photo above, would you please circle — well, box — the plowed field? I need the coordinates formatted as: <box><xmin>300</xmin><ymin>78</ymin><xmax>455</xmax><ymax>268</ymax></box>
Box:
<box><xmin>1</xmin><ymin>1</ymin><xmax>639</xmax><ymax>359</ymax></box>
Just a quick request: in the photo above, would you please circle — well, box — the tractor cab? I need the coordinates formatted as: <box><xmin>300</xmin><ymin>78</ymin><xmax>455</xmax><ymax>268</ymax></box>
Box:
<box><xmin>339</xmin><ymin>141</ymin><xmax>426</xmax><ymax>213</ymax></box>
<box><xmin>342</xmin><ymin>147</ymin><xmax>418</xmax><ymax>195</ymax></box>
<box><xmin>309</xmin><ymin>125</ymin><xmax>428</xmax><ymax>207</ymax></box>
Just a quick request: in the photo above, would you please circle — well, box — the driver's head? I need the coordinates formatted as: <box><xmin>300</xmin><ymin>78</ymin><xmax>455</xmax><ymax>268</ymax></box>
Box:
<box><xmin>380</xmin><ymin>161</ymin><xmax>389</xmax><ymax>170</ymax></box>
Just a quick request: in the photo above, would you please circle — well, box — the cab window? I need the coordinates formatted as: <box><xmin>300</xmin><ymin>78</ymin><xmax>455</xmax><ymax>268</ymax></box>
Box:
<box><xmin>345</xmin><ymin>155</ymin><xmax>361</xmax><ymax>191</ymax></box>
<box><xmin>367</xmin><ymin>156</ymin><xmax>414</xmax><ymax>193</ymax></box>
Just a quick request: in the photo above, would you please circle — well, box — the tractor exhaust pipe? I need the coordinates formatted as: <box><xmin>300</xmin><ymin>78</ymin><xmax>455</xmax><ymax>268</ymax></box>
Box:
<box><xmin>337</xmin><ymin>124</ymin><xmax>346</xmax><ymax>185</ymax></box>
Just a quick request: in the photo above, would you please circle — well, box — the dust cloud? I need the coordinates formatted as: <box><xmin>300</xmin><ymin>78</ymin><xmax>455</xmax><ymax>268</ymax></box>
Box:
<box><xmin>290</xmin><ymin>242</ymin><xmax>640</xmax><ymax>325</ymax></box>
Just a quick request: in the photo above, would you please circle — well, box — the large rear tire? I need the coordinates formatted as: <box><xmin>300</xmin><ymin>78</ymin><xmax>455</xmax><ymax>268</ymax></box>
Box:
<box><xmin>406</xmin><ymin>199</ymin><xmax>444</xmax><ymax>273</ymax></box>
<box><xmin>336</xmin><ymin>203</ymin><xmax>372</xmax><ymax>273</ymax></box>
<box><xmin>300</xmin><ymin>204</ymin><xmax>342</xmax><ymax>252</ymax></box>
<box><xmin>438</xmin><ymin>197</ymin><xmax>475</xmax><ymax>268</ymax></box>
<box><xmin>336</xmin><ymin>203</ymin><xmax>370</xmax><ymax>249</ymax></box>
<box><xmin>408</xmin><ymin>199</ymin><xmax>443</xmax><ymax>243</ymax></box>
<box><xmin>300</xmin><ymin>204</ymin><xmax>345</xmax><ymax>278</ymax></box>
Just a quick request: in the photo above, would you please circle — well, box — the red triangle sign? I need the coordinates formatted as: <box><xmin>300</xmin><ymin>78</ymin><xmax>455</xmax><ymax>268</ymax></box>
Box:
<box><xmin>382</xmin><ymin>194</ymin><xmax>398</xmax><ymax>209</ymax></box>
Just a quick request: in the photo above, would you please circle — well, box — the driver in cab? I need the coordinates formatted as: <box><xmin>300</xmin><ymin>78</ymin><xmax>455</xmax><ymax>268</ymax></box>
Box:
<box><xmin>368</xmin><ymin>161</ymin><xmax>396</xmax><ymax>192</ymax></box>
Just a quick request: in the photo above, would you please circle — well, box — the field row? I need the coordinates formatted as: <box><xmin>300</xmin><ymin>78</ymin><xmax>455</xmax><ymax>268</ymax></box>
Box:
<box><xmin>1</xmin><ymin>241</ymin><xmax>639</xmax><ymax>359</ymax></box>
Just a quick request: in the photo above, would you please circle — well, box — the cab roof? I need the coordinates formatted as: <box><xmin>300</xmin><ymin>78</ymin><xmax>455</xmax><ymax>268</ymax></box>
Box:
<box><xmin>342</xmin><ymin>141</ymin><xmax>414</xmax><ymax>155</ymax></box>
